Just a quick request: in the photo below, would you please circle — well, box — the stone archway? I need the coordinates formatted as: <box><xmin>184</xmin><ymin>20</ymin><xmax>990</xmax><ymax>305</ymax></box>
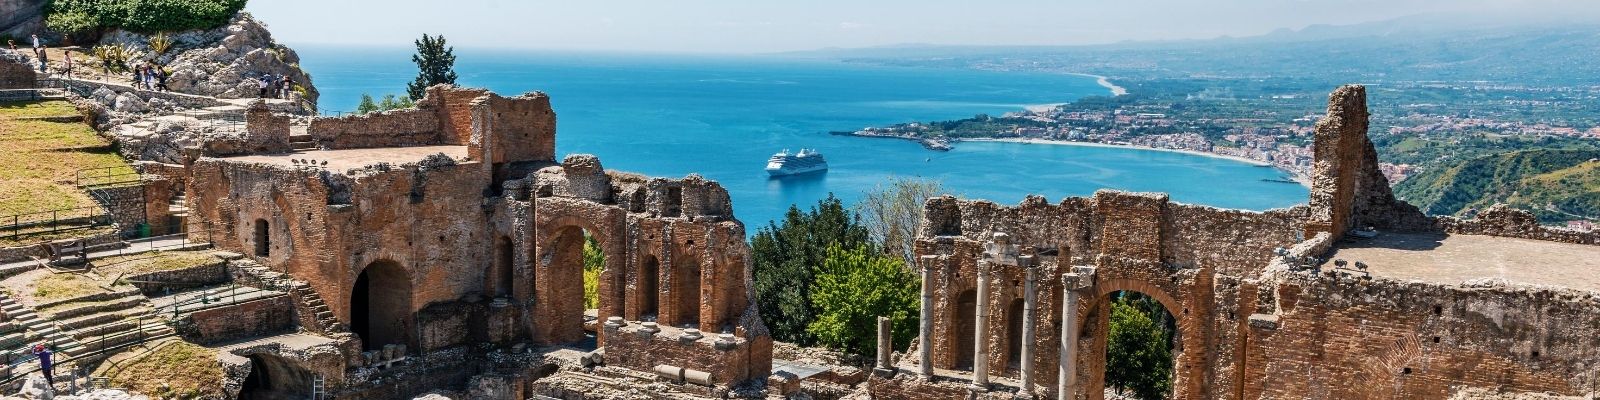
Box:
<box><xmin>1078</xmin><ymin>277</ymin><xmax>1199</xmax><ymax>400</ymax></box>
<box><xmin>638</xmin><ymin>254</ymin><xmax>660</xmax><ymax>320</ymax></box>
<box><xmin>351</xmin><ymin>259</ymin><xmax>412</xmax><ymax>351</ymax></box>
<box><xmin>238</xmin><ymin>353</ymin><xmax>314</xmax><ymax>400</ymax></box>
<box><xmin>540</xmin><ymin>225</ymin><xmax>603</xmax><ymax>345</ymax></box>
<box><xmin>953</xmin><ymin>289</ymin><xmax>978</xmax><ymax>370</ymax></box>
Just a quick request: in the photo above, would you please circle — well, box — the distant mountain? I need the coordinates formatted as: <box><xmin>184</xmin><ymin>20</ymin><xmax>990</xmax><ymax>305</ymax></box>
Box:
<box><xmin>1394</xmin><ymin>149</ymin><xmax>1600</xmax><ymax>224</ymax></box>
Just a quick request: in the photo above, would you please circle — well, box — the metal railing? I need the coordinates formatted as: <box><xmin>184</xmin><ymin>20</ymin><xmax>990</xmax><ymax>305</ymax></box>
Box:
<box><xmin>78</xmin><ymin>222</ymin><xmax>216</xmax><ymax>265</ymax></box>
<box><xmin>75</xmin><ymin>166</ymin><xmax>142</xmax><ymax>188</ymax></box>
<box><xmin>0</xmin><ymin>206</ymin><xmax>114</xmax><ymax>242</ymax></box>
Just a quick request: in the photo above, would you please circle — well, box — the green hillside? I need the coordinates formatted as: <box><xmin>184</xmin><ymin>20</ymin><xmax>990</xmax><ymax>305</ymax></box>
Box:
<box><xmin>1394</xmin><ymin>149</ymin><xmax>1600</xmax><ymax>224</ymax></box>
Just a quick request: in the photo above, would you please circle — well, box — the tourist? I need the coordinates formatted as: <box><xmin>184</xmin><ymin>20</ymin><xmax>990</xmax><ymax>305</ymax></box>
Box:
<box><xmin>36</xmin><ymin>47</ymin><xmax>47</xmax><ymax>73</ymax></box>
<box><xmin>30</xmin><ymin>34</ymin><xmax>40</xmax><ymax>53</ymax></box>
<box><xmin>32</xmin><ymin>344</ymin><xmax>53</xmax><ymax>388</ymax></box>
<box><xmin>258</xmin><ymin>74</ymin><xmax>270</xmax><ymax>98</ymax></box>
<box><xmin>133</xmin><ymin>65</ymin><xmax>145</xmax><ymax>89</ymax></box>
<box><xmin>283</xmin><ymin>76</ymin><xmax>296</xmax><ymax>99</ymax></box>
<box><xmin>63</xmin><ymin>51</ymin><xmax>72</xmax><ymax>79</ymax></box>
<box><xmin>155</xmin><ymin>67</ymin><xmax>169</xmax><ymax>92</ymax></box>
<box><xmin>6</xmin><ymin>40</ymin><xmax>14</xmax><ymax>51</ymax></box>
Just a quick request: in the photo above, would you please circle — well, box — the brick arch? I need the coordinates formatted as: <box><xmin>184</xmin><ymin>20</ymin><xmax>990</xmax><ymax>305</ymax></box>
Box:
<box><xmin>350</xmin><ymin>258</ymin><xmax>414</xmax><ymax>352</ymax></box>
<box><xmin>531</xmin><ymin>207</ymin><xmax>629</xmax><ymax>346</ymax></box>
<box><xmin>1078</xmin><ymin>275</ymin><xmax>1205</xmax><ymax>400</ymax></box>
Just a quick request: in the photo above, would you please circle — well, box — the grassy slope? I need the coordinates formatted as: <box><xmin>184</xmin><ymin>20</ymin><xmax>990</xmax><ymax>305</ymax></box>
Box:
<box><xmin>1394</xmin><ymin>149</ymin><xmax>1600</xmax><ymax>223</ymax></box>
<box><xmin>0</xmin><ymin>101</ymin><xmax>133</xmax><ymax>217</ymax></box>
<box><xmin>93</xmin><ymin>341</ymin><xmax>226</xmax><ymax>399</ymax></box>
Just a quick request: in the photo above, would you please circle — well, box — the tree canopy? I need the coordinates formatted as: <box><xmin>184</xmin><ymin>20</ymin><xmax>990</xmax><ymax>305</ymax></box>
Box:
<box><xmin>807</xmin><ymin>244</ymin><xmax>919</xmax><ymax>357</ymax></box>
<box><xmin>857</xmin><ymin>176</ymin><xmax>944</xmax><ymax>263</ymax></box>
<box><xmin>406</xmin><ymin>34</ymin><xmax>458</xmax><ymax>101</ymax></box>
<box><xmin>750</xmin><ymin>194</ymin><xmax>872</xmax><ymax>345</ymax></box>
<box><xmin>1105</xmin><ymin>292</ymin><xmax>1175</xmax><ymax>400</ymax></box>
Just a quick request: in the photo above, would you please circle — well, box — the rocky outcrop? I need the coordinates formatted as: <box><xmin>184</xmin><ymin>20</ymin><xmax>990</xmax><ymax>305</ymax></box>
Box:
<box><xmin>98</xmin><ymin>13</ymin><xmax>318</xmax><ymax>108</ymax></box>
<box><xmin>0</xmin><ymin>0</ymin><xmax>43</xmax><ymax>40</ymax></box>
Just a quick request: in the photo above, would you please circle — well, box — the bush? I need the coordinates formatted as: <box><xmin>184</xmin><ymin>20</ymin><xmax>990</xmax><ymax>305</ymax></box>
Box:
<box><xmin>45</xmin><ymin>0</ymin><xmax>247</xmax><ymax>35</ymax></box>
<box><xmin>751</xmin><ymin>195</ymin><xmax>872</xmax><ymax>345</ymax></box>
<box><xmin>807</xmin><ymin>244</ymin><xmax>919</xmax><ymax>357</ymax></box>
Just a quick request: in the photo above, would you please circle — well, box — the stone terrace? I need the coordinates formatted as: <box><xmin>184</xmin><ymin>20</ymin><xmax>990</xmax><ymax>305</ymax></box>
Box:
<box><xmin>1322</xmin><ymin>232</ymin><xmax>1600</xmax><ymax>290</ymax></box>
<box><xmin>221</xmin><ymin>145</ymin><xmax>468</xmax><ymax>173</ymax></box>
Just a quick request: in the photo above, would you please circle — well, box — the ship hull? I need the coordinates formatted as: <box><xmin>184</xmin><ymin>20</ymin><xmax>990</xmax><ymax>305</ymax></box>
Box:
<box><xmin>766</xmin><ymin>164</ymin><xmax>828</xmax><ymax>176</ymax></box>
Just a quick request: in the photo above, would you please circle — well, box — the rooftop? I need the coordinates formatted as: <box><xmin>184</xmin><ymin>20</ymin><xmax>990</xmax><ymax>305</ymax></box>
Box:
<box><xmin>1323</xmin><ymin>232</ymin><xmax>1600</xmax><ymax>292</ymax></box>
<box><xmin>219</xmin><ymin>145</ymin><xmax>469</xmax><ymax>172</ymax></box>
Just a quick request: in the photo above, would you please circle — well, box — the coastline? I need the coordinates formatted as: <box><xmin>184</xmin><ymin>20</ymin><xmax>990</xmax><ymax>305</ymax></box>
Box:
<box><xmin>1066</xmin><ymin>73</ymin><xmax>1128</xmax><ymax>97</ymax></box>
<box><xmin>959</xmin><ymin>137</ymin><xmax>1312</xmax><ymax>188</ymax></box>
<box><xmin>1021</xmin><ymin>73</ymin><xmax>1124</xmax><ymax>113</ymax></box>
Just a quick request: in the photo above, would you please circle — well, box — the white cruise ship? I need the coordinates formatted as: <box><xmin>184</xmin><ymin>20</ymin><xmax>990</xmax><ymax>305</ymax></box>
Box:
<box><xmin>765</xmin><ymin>149</ymin><xmax>828</xmax><ymax>176</ymax></box>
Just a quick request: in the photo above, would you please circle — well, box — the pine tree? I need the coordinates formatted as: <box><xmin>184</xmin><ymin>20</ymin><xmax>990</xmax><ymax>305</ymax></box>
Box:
<box><xmin>406</xmin><ymin>34</ymin><xmax>458</xmax><ymax>101</ymax></box>
<box><xmin>356</xmin><ymin>94</ymin><xmax>378</xmax><ymax>114</ymax></box>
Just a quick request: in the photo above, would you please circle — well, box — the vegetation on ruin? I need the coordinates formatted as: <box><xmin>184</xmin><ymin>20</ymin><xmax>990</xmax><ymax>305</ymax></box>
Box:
<box><xmin>583</xmin><ymin>235</ymin><xmax>604</xmax><ymax>309</ymax></box>
<box><xmin>95</xmin><ymin>251</ymin><xmax>224</xmax><ymax>276</ymax></box>
<box><xmin>94</xmin><ymin>340</ymin><xmax>226</xmax><ymax>399</ymax></box>
<box><xmin>45</xmin><ymin>0</ymin><xmax>248</xmax><ymax>39</ymax></box>
<box><xmin>0</xmin><ymin>101</ymin><xmax>132</xmax><ymax>218</ymax></box>
<box><xmin>751</xmin><ymin>194</ymin><xmax>872</xmax><ymax>345</ymax></box>
<box><xmin>1394</xmin><ymin>149</ymin><xmax>1600</xmax><ymax>224</ymax></box>
<box><xmin>406</xmin><ymin>34</ymin><xmax>459</xmax><ymax>101</ymax></box>
<box><xmin>856</xmin><ymin>177</ymin><xmax>944</xmax><ymax>263</ymax></box>
<box><xmin>1106</xmin><ymin>292</ymin><xmax>1176</xmax><ymax>400</ymax></box>
<box><xmin>356</xmin><ymin>93</ymin><xmax>417</xmax><ymax>114</ymax></box>
<box><xmin>32</xmin><ymin>273</ymin><xmax>107</xmax><ymax>302</ymax></box>
<box><xmin>807</xmin><ymin>244</ymin><xmax>919</xmax><ymax>357</ymax></box>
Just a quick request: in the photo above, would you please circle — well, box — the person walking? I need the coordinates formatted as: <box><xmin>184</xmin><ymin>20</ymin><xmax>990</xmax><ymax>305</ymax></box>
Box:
<box><xmin>257</xmin><ymin>74</ymin><xmax>270</xmax><ymax>98</ymax></box>
<box><xmin>63</xmin><ymin>51</ymin><xmax>73</xmax><ymax>79</ymax></box>
<box><xmin>32</xmin><ymin>344</ymin><xmax>54</xmax><ymax>388</ymax></box>
<box><xmin>155</xmin><ymin>67</ymin><xmax>169</xmax><ymax>92</ymax></box>
<box><xmin>30</xmin><ymin>34</ymin><xmax>40</xmax><ymax>54</ymax></box>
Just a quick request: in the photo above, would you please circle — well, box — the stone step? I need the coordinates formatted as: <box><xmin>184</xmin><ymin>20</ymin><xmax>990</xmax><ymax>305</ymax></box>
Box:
<box><xmin>40</xmin><ymin>296</ymin><xmax>147</xmax><ymax>321</ymax></box>
<box><xmin>290</xmin><ymin>142</ymin><xmax>316</xmax><ymax>150</ymax></box>
<box><xmin>288</xmin><ymin>134</ymin><xmax>312</xmax><ymax>141</ymax></box>
<box><xmin>57</xmin><ymin>308</ymin><xmax>144</xmax><ymax>331</ymax></box>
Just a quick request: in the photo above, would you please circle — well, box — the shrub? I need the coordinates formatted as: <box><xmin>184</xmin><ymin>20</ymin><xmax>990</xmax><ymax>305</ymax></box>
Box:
<box><xmin>147</xmin><ymin>32</ymin><xmax>173</xmax><ymax>55</ymax></box>
<box><xmin>45</xmin><ymin>0</ymin><xmax>248</xmax><ymax>35</ymax></box>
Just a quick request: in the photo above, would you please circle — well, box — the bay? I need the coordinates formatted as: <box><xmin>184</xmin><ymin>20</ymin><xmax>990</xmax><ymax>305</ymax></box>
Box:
<box><xmin>294</xmin><ymin>45</ymin><xmax>1308</xmax><ymax>229</ymax></box>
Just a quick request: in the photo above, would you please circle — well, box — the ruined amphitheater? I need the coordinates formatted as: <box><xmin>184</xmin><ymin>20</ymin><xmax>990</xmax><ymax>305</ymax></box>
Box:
<box><xmin>3</xmin><ymin>66</ymin><xmax>1598</xmax><ymax>398</ymax></box>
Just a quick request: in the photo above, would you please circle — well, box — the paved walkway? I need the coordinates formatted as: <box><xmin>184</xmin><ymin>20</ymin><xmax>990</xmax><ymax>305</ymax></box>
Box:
<box><xmin>0</xmin><ymin>235</ymin><xmax>210</xmax><ymax>279</ymax></box>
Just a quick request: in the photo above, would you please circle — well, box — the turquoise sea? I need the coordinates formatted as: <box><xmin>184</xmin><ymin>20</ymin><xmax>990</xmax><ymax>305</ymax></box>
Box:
<box><xmin>295</xmin><ymin>45</ymin><xmax>1308</xmax><ymax>228</ymax></box>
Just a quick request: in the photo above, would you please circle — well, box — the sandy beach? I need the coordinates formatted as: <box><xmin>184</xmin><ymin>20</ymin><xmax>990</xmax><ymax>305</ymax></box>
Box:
<box><xmin>960</xmin><ymin>137</ymin><xmax>1311</xmax><ymax>187</ymax></box>
<box><xmin>1067</xmin><ymin>73</ymin><xmax>1128</xmax><ymax>97</ymax></box>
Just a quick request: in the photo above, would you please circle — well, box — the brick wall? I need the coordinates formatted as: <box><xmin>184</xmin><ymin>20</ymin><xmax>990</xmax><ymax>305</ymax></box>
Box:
<box><xmin>181</xmin><ymin>295</ymin><xmax>294</xmax><ymax>344</ymax></box>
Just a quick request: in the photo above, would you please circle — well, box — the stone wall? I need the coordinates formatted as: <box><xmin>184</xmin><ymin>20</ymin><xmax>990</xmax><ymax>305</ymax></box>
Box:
<box><xmin>883</xmin><ymin>85</ymin><xmax>1600</xmax><ymax>400</ymax></box>
<box><xmin>125</xmin><ymin>261</ymin><xmax>229</xmax><ymax>295</ymax></box>
<box><xmin>0</xmin><ymin>52</ymin><xmax>36</xmax><ymax>89</ymax></box>
<box><xmin>185</xmin><ymin>86</ymin><xmax>772</xmax><ymax>390</ymax></box>
<box><xmin>180</xmin><ymin>295</ymin><xmax>295</xmax><ymax>344</ymax></box>
<box><xmin>1241</xmin><ymin>271</ymin><xmax>1600</xmax><ymax>398</ymax></box>
<box><xmin>308</xmin><ymin>109</ymin><xmax>441</xmax><ymax>149</ymax></box>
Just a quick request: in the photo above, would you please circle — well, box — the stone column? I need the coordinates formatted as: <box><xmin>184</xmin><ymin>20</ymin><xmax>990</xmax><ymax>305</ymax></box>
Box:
<box><xmin>1059</xmin><ymin>274</ymin><xmax>1080</xmax><ymax>400</ymax></box>
<box><xmin>972</xmin><ymin>260</ymin><xmax>992</xmax><ymax>390</ymax></box>
<box><xmin>877</xmin><ymin>316</ymin><xmax>893</xmax><ymax>370</ymax></box>
<box><xmin>1020</xmin><ymin>262</ymin><xmax>1038</xmax><ymax>395</ymax></box>
<box><xmin>919</xmin><ymin>255</ymin><xmax>936</xmax><ymax>378</ymax></box>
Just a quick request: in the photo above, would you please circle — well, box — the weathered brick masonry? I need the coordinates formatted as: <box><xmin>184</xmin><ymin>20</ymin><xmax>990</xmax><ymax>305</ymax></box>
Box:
<box><xmin>875</xmin><ymin>85</ymin><xmax>1600</xmax><ymax>400</ymax></box>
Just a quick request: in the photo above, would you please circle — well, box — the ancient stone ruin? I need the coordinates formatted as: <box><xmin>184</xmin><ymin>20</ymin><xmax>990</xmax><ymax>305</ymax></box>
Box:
<box><xmin>118</xmin><ymin>83</ymin><xmax>1599</xmax><ymax>399</ymax></box>
<box><xmin>871</xmin><ymin>85</ymin><xmax>1600</xmax><ymax>400</ymax></box>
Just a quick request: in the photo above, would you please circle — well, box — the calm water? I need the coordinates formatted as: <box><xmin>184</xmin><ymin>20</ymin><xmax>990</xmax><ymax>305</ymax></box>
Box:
<box><xmin>295</xmin><ymin>45</ymin><xmax>1307</xmax><ymax>228</ymax></box>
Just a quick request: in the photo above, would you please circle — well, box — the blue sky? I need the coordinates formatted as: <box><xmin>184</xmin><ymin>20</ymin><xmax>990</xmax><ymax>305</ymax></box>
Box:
<box><xmin>247</xmin><ymin>0</ymin><xmax>1596</xmax><ymax>53</ymax></box>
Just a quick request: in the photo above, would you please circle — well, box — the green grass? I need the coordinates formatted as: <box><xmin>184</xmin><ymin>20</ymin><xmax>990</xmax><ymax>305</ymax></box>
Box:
<box><xmin>32</xmin><ymin>274</ymin><xmax>107</xmax><ymax>301</ymax></box>
<box><xmin>93</xmin><ymin>341</ymin><xmax>225</xmax><ymax>399</ymax></box>
<box><xmin>0</xmin><ymin>101</ymin><xmax>81</xmax><ymax>119</ymax></box>
<box><xmin>0</xmin><ymin>101</ymin><xmax>133</xmax><ymax>218</ymax></box>
<box><xmin>96</xmin><ymin>251</ymin><xmax>223</xmax><ymax>276</ymax></box>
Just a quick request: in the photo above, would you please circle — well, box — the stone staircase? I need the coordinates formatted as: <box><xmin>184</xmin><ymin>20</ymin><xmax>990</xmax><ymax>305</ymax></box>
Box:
<box><xmin>37</xmin><ymin>290</ymin><xmax>172</xmax><ymax>360</ymax></box>
<box><xmin>0</xmin><ymin>293</ymin><xmax>82</xmax><ymax>377</ymax></box>
<box><xmin>223</xmin><ymin>255</ymin><xmax>344</xmax><ymax>334</ymax></box>
<box><xmin>289</xmin><ymin>132</ymin><xmax>316</xmax><ymax>151</ymax></box>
